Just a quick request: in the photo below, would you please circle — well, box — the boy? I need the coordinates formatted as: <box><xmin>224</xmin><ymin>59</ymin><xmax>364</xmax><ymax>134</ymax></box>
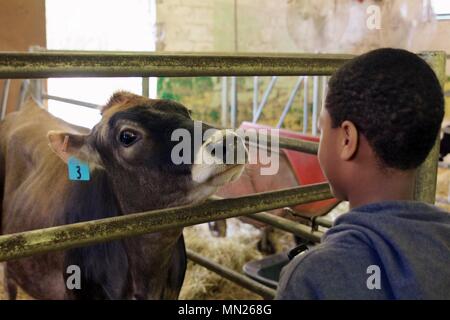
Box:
<box><xmin>276</xmin><ymin>48</ymin><xmax>450</xmax><ymax>299</ymax></box>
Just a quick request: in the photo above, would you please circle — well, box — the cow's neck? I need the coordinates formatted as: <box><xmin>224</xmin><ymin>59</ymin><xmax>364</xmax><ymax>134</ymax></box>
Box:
<box><xmin>107</xmin><ymin>168</ymin><xmax>193</xmax><ymax>214</ymax></box>
<box><xmin>104</xmin><ymin>169</ymin><xmax>190</xmax><ymax>299</ymax></box>
<box><xmin>63</xmin><ymin>168</ymin><xmax>186</xmax><ymax>299</ymax></box>
<box><xmin>63</xmin><ymin>168</ymin><xmax>121</xmax><ymax>224</ymax></box>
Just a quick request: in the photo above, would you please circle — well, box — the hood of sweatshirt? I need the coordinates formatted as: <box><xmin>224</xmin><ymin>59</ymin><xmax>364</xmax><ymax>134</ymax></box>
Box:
<box><xmin>323</xmin><ymin>201</ymin><xmax>450</xmax><ymax>299</ymax></box>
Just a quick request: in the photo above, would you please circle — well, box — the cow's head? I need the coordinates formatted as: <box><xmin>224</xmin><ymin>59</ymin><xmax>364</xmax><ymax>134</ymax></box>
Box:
<box><xmin>47</xmin><ymin>91</ymin><xmax>247</xmax><ymax>299</ymax></box>
<box><xmin>48</xmin><ymin>91</ymin><xmax>247</xmax><ymax>212</ymax></box>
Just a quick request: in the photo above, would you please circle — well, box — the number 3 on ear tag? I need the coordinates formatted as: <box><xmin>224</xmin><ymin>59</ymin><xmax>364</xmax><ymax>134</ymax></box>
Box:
<box><xmin>68</xmin><ymin>156</ymin><xmax>90</xmax><ymax>181</ymax></box>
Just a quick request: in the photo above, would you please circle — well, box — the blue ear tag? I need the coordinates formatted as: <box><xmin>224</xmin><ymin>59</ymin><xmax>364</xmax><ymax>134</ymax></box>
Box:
<box><xmin>68</xmin><ymin>156</ymin><xmax>90</xmax><ymax>181</ymax></box>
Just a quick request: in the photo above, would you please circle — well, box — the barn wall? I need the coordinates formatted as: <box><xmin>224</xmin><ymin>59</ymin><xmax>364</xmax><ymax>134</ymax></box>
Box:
<box><xmin>156</xmin><ymin>0</ymin><xmax>215</xmax><ymax>52</ymax></box>
<box><xmin>155</xmin><ymin>0</ymin><xmax>297</xmax><ymax>53</ymax></box>
<box><xmin>155</xmin><ymin>0</ymin><xmax>306</xmax><ymax>129</ymax></box>
<box><xmin>155</xmin><ymin>0</ymin><xmax>450</xmax><ymax>129</ymax></box>
<box><xmin>0</xmin><ymin>0</ymin><xmax>47</xmax><ymax>114</ymax></box>
<box><xmin>155</xmin><ymin>0</ymin><xmax>450</xmax><ymax>55</ymax></box>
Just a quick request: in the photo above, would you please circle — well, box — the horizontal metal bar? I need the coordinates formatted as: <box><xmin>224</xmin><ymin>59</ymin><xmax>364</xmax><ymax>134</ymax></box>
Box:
<box><xmin>242</xmin><ymin>131</ymin><xmax>319</xmax><ymax>155</ymax></box>
<box><xmin>275</xmin><ymin>136</ymin><xmax>319</xmax><ymax>155</ymax></box>
<box><xmin>43</xmin><ymin>94</ymin><xmax>100</xmax><ymax>109</ymax></box>
<box><xmin>314</xmin><ymin>216</ymin><xmax>333</xmax><ymax>229</ymax></box>
<box><xmin>279</xmin><ymin>137</ymin><xmax>318</xmax><ymax>155</ymax></box>
<box><xmin>0</xmin><ymin>183</ymin><xmax>333</xmax><ymax>262</ymax></box>
<box><xmin>186</xmin><ymin>249</ymin><xmax>276</xmax><ymax>299</ymax></box>
<box><xmin>210</xmin><ymin>195</ymin><xmax>323</xmax><ymax>242</ymax></box>
<box><xmin>250</xmin><ymin>212</ymin><xmax>323</xmax><ymax>243</ymax></box>
<box><xmin>282</xmin><ymin>202</ymin><xmax>339</xmax><ymax>230</ymax></box>
<box><xmin>0</xmin><ymin>51</ymin><xmax>353</xmax><ymax>78</ymax></box>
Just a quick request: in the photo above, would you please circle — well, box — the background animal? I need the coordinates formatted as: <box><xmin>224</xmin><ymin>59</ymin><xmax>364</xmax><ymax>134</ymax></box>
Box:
<box><xmin>0</xmin><ymin>91</ymin><xmax>245</xmax><ymax>300</ymax></box>
<box><xmin>440</xmin><ymin>125</ymin><xmax>450</xmax><ymax>161</ymax></box>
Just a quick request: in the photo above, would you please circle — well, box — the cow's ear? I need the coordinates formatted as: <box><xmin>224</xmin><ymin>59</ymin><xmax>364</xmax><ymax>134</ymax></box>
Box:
<box><xmin>47</xmin><ymin>131</ymin><xmax>89</xmax><ymax>163</ymax></box>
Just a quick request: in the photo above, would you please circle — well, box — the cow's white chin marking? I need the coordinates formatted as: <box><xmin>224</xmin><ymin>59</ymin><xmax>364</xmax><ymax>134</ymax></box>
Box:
<box><xmin>203</xmin><ymin>164</ymin><xmax>245</xmax><ymax>186</ymax></box>
<box><xmin>186</xmin><ymin>164</ymin><xmax>245</xmax><ymax>204</ymax></box>
<box><xmin>192</xmin><ymin>162</ymin><xmax>245</xmax><ymax>185</ymax></box>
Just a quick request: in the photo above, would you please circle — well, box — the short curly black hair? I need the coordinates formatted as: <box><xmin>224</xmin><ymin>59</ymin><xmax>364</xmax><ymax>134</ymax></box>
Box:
<box><xmin>325</xmin><ymin>48</ymin><xmax>444</xmax><ymax>170</ymax></box>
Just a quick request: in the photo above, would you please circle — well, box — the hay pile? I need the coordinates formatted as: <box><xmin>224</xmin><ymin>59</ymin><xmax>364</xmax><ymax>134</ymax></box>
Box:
<box><xmin>0</xmin><ymin>264</ymin><xmax>30</xmax><ymax>300</ymax></box>
<box><xmin>180</xmin><ymin>219</ymin><xmax>295</xmax><ymax>300</ymax></box>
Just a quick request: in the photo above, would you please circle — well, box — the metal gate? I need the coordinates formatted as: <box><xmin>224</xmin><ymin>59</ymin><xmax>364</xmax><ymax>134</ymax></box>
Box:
<box><xmin>0</xmin><ymin>51</ymin><xmax>446</xmax><ymax>299</ymax></box>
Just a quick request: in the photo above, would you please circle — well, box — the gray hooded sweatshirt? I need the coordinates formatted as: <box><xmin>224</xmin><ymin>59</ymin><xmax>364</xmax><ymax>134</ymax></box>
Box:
<box><xmin>276</xmin><ymin>201</ymin><xmax>450</xmax><ymax>299</ymax></box>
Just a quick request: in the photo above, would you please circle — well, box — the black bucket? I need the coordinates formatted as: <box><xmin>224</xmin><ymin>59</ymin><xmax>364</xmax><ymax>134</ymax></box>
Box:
<box><xmin>243</xmin><ymin>244</ymin><xmax>310</xmax><ymax>289</ymax></box>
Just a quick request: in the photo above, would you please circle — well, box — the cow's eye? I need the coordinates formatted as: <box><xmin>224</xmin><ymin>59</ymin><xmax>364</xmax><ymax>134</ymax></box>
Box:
<box><xmin>119</xmin><ymin>130</ymin><xmax>139</xmax><ymax>147</ymax></box>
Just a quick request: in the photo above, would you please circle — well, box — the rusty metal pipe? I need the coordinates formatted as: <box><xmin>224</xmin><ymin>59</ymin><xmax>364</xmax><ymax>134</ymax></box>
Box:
<box><xmin>249</xmin><ymin>212</ymin><xmax>323</xmax><ymax>243</ymax></box>
<box><xmin>209</xmin><ymin>195</ymin><xmax>324</xmax><ymax>242</ymax></box>
<box><xmin>0</xmin><ymin>183</ymin><xmax>333</xmax><ymax>262</ymax></box>
<box><xmin>0</xmin><ymin>52</ymin><xmax>353</xmax><ymax>78</ymax></box>
<box><xmin>414</xmin><ymin>52</ymin><xmax>447</xmax><ymax>204</ymax></box>
<box><xmin>243</xmin><ymin>133</ymin><xmax>319</xmax><ymax>155</ymax></box>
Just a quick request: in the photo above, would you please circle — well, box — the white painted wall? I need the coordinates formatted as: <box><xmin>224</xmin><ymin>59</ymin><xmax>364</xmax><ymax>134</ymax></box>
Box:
<box><xmin>45</xmin><ymin>0</ymin><xmax>157</xmax><ymax>128</ymax></box>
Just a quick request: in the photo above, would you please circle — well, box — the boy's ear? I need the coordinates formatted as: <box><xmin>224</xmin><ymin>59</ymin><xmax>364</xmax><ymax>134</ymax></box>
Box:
<box><xmin>339</xmin><ymin>120</ymin><xmax>359</xmax><ymax>161</ymax></box>
<box><xmin>47</xmin><ymin>131</ymin><xmax>89</xmax><ymax>163</ymax></box>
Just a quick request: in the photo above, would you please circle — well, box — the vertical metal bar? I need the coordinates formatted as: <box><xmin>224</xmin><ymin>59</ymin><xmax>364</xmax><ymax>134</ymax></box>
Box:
<box><xmin>253</xmin><ymin>76</ymin><xmax>278</xmax><ymax>123</ymax></box>
<box><xmin>312</xmin><ymin>75</ymin><xmax>319</xmax><ymax>135</ymax></box>
<box><xmin>230</xmin><ymin>76</ymin><xmax>237</xmax><ymax>128</ymax></box>
<box><xmin>414</xmin><ymin>51</ymin><xmax>446</xmax><ymax>204</ymax></box>
<box><xmin>303</xmin><ymin>76</ymin><xmax>309</xmax><ymax>134</ymax></box>
<box><xmin>321</xmin><ymin>76</ymin><xmax>328</xmax><ymax>110</ymax></box>
<box><xmin>253</xmin><ymin>76</ymin><xmax>258</xmax><ymax>118</ymax></box>
<box><xmin>277</xmin><ymin>76</ymin><xmax>304</xmax><ymax>128</ymax></box>
<box><xmin>234</xmin><ymin>0</ymin><xmax>238</xmax><ymax>52</ymax></box>
<box><xmin>30</xmin><ymin>79</ymin><xmax>43</xmax><ymax>107</ymax></box>
<box><xmin>142</xmin><ymin>77</ymin><xmax>150</xmax><ymax>97</ymax></box>
<box><xmin>221</xmin><ymin>77</ymin><xmax>228</xmax><ymax>128</ymax></box>
<box><xmin>16</xmin><ymin>79</ymin><xmax>29</xmax><ymax>111</ymax></box>
<box><xmin>29</xmin><ymin>46</ymin><xmax>43</xmax><ymax>108</ymax></box>
<box><xmin>1</xmin><ymin>79</ymin><xmax>11</xmax><ymax>119</ymax></box>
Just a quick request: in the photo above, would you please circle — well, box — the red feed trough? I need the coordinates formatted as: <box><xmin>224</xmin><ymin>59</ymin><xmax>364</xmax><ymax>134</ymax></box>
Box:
<box><xmin>238</xmin><ymin>122</ymin><xmax>338</xmax><ymax>217</ymax></box>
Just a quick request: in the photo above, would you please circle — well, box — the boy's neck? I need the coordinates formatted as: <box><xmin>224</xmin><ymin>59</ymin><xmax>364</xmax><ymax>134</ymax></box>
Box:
<box><xmin>347</xmin><ymin>167</ymin><xmax>416</xmax><ymax>210</ymax></box>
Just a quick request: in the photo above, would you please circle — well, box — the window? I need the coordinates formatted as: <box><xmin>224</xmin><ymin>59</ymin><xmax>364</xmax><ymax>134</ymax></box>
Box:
<box><xmin>432</xmin><ymin>0</ymin><xmax>450</xmax><ymax>20</ymax></box>
<box><xmin>45</xmin><ymin>0</ymin><xmax>157</xmax><ymax>128</ymax></box>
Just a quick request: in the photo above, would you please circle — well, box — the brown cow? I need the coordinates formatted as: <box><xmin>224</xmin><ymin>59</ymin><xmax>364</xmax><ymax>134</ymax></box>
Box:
<box><xmin>0</xmin><ymin>91</ymin><xmax>245</xmax><ymax>300</ymax></box>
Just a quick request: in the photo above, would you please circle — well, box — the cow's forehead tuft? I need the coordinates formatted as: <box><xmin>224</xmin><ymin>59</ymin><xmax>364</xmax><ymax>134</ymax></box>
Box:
<box><xmin>101</xmin><ymin>96</ymin><xmax>190</xmax><ymax>123</ymax></box>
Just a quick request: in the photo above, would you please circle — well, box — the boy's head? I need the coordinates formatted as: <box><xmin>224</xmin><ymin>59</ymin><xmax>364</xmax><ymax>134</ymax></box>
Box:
<box><xmin>318</xmin><ymin>48</ymin><xmax>444</xmax><ymax>201</ymax></box>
